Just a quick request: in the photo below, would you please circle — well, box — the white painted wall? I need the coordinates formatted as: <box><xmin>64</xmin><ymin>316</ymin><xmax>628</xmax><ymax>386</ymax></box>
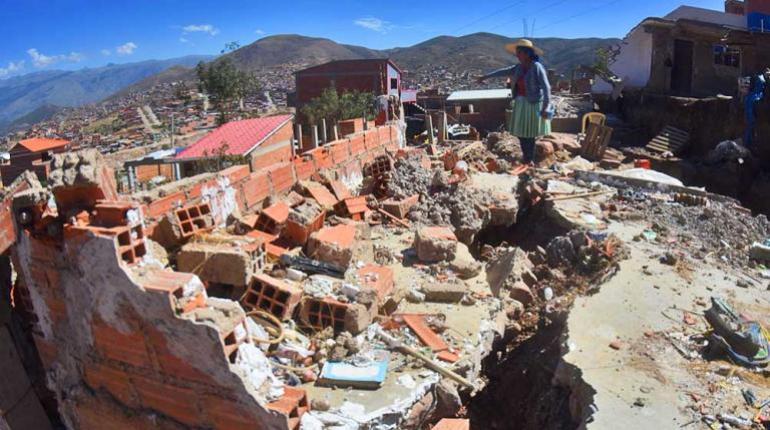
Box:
<box><xmin>592</xmin><ymin>5</ymin><xmax>747</xmax><ymax>94</ymax></box>
<box><xmin>593</xmin><ymin>25</ymin><xmax>653</xmax><ymax>94</ymax></box>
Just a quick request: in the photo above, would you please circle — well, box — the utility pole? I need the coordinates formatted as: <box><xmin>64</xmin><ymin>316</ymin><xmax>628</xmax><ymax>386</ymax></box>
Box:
<box><xmin>170</xmin><ymin>113</ymin><xmax>175</xmax><ymax>147</ymax></box>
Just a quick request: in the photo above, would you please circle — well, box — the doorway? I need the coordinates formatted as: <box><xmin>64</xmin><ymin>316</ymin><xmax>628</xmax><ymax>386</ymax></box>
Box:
<box><xmin>671</xmin><ymin>39</ymin><xmax>694</xmax><ymax>95</ymax></box>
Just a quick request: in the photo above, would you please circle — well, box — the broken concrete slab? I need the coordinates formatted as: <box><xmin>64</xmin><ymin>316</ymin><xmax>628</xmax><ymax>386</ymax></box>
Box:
<box><xmin>414</xmin><ymin>227</ymin><xmax>458</xmax><ymax>263</ymax></box>
<box><xmin>422</xmin><ymin>279</ymin><xmax>466</xmax><ymax>303</ymax></box>
<box><xmin>486</xmin><ymin>247</ymin><xmax>534</xmax><ymax>298</ymax></box>
<box><xmin>449</xmin><ymin>243</ymin><xmax>482</xmax><ymax>280</ymax></box>
<box><xmin>307</xmin><ymin>224</ymin><xmax>357</xmax><ymax>268</ymax></box>
<box><xmin>176</xmin><ymin>234</ymin><xmax>261</xmax><ymax>286</ymax></box>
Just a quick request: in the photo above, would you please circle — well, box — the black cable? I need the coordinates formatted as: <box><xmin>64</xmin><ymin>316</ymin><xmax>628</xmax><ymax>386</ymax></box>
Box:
<box><xmin>535</xmin><ymin>0</ymin><xmax>626</xmax><ymax>32</ymax></box>
<box><xmin>489</xmin><ymin>0</ymin><xmax>570</xmax><ymax>32</ymax></box>
<box><xmin>455</xmin><ymin>0</ymin><xmax>529</xmax><ymax>34</ymax></box>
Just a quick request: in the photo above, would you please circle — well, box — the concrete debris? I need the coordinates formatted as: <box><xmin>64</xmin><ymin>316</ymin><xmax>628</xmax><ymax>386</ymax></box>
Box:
<box><xmin>9</xmin><ymin>107</ymin><xmax>770</xmax><ymax>430</ymax></box>
<box><xmin>388</xmin><ymin>153</ymin><xmax>433</xmax><ymax>199</ymax></box>
<box><xmin>177</xmin><ymin>233</ymin><xmax>260</xmax><ymax>286</ymax></box>
<box><xmin>421</xmin><ymin>279</ymin><xmax>467</xmax><ymax>303</ymax></box>
<box><xmin>289</xmin><ymin>198</ymin><xmax>323</xmax><ymax>225</ymax></box>
<box><xmin>547</xmin><ymin>236</ymin><xmax>578</xmax><ymax>267</ymax></box>
<box><xmin>449</xmin><ymin>244</ymin><xmax>483</xmax><ymax>279</ymax></box>
<box><xmin>414</xmin><ymin>226</ymin><xmax>458</xmax><ymax>263</ymax></box>
<box><xmin>486</xmin><ymin>247</ymin><xmax>534</xmax><ymax>298</ymax></box>
<box><xmin>48</xmin><ymin>149</ymin><xmax>102</xmax><ymax>188</ymax></box>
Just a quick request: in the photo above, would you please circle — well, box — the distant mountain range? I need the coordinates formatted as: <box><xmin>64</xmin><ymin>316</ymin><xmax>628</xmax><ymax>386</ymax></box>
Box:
<box><xmin>133</xmin><ymin>33</ymin><xmax>619</xmax><ymax>89</ymax></box>
<box><xmin>0</xmin><ymin>55</ymin><xmax>212</xmax><ymax>134</ymax></box>
<box><xmin>1</xmin><ymin>33</ymin><xmax>620</xmax><ymax>135</ymax></box>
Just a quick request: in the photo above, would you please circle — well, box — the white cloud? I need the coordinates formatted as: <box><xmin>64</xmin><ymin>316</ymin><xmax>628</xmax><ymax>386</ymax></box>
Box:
<box><xmin>179</xmin><ymin>37</ymin><xmax>189</xmax><ymax>43</ymax></box>
<box><xmin>182</xmin><ymin>24</ymin><xmax>219</xmax><ymax>36</ymax></box>
<box><xmin>100</xmin><ymin>49</ymin><xmax>111</xmax><ymax>56</ymax></box>
<box><xmin>116</xmin><ymin>42</ymin><xmax>137</xmax><ymax>55</ymax></box>
<box><xmin>255</xmin><ymin>29</ymin><xmax>266</xmax><ymax>35</ymax></box>
<box><xmin>354</xmin><ymin>17</ymin><xmax>393</xmax><ymax>33</ymax></box>
<box><xmin>27</xmin><ymin>48</ymin><xmax>83</xmax><ymax>68</ymax></box>
<box><xmin>0</xmin><ymin>61</ymin><xmax>24</xmax><ymax>78</ymax></box>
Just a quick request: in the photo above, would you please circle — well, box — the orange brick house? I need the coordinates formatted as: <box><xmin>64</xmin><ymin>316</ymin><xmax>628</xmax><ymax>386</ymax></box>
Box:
<box><xmin>0</xmin><ymin>138</ymin><xmax>71</xmax><ymax>186</ymax></box>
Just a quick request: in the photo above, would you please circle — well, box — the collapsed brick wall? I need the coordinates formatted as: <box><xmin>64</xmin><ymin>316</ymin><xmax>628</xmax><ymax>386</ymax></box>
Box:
<box><xmin>1</xmin><ymin>124</ymin><xmax>402</xmax><ymax>430</ymax></box>
<box><xmin>14</xmin><ymin>231</ymin><xmax>288</xmax><ymax>429</ymax></box>
<box><xmin>141</xmin><ymin>124</ymin><xmax>401</xmax><ymax>225</ymax></box>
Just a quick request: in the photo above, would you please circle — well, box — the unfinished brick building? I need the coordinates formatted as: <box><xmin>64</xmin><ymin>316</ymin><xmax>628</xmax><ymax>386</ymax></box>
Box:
<box><xmin>294</xmin><ymin>59</ymin><xmax>402</xmax><ymax>108</ymax></box>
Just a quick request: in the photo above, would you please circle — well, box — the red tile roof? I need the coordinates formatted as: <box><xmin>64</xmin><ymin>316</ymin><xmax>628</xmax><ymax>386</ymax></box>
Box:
<box><xmin>176</xmin><ymin>115</ymin><xmax>293</xmax><ymax>160</ymax></box>
<box><xmin>18</xmin><ymin>138</ymin><xmax>70</xmax><ymax>153</ymax></box>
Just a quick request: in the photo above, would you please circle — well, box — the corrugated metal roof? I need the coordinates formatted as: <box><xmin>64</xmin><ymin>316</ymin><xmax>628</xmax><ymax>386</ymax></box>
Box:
<box><xmin>446</xmin><ymin>89</ymin><xmax>512</xmax><ymax>101</ymax></box>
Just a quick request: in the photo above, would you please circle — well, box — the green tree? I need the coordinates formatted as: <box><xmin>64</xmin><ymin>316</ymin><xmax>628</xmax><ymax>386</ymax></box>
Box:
<box><xmin>593</xmin><ymin>46</ymin><xmax>620</xmax><ymax>82</ymax></box>
<box><xmin>221</xmin><ymin>41</ymin><xmax>241</xmax><ymax>54</ymax></box>
<box><xmin>196</xmin><ymin>57</ymin><xmax>260</xmax><ymax>124</ymax></box>
<box><xmin>301</xmin><ymin>86</ymin><xmax>375</xmax><ymax>125</ymax></box>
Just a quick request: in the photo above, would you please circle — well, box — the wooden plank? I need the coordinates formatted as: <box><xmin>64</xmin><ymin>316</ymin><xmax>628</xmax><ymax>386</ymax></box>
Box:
<box><xmin>647</xmin><ymin>144</ymin><xmax>672</xmax><ymax>153</ymax></box>
<box><xmin>647</xmin><ymin>125</ymin><xmax>689</xmax><ymax>155</ymax></box>
<box><xmin>661</xmin><ymin>127</ymin><xmax>689</xmax><ymax>138</ymax></box>
<box><xmin>582</xmin><ymin>123</ymin><xmax>613</xmax><ymax>161</ymax></box>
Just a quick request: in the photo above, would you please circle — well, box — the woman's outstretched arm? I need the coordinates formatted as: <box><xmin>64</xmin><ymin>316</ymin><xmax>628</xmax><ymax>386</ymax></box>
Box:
<box><xmin>477</xmin><ymin>65</ymin><xmax>516</xmax><ymax>83</ymax></box>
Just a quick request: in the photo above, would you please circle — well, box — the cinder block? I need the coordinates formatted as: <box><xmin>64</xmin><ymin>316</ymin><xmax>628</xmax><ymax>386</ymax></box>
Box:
<box><xmin>93</xmin><ymin>200</ymin><xmax>138</xmax><ymax>227</ymax></box>
<box><xmin>381</xmin><ymin>194</ymin><xmax>419</xmax><ymax>219</ymax></box>
<box><xmin>308</xmin><ymin>148</ymin><xmax>333</xmax><ymax>170</ymax></box>
<box><xmin>268</xmin><ymin>163</ymin><xmax>295</xmax><ymax>194</ymax></box>
<box><xmin>175</xmin><ymin>203</ymin><xmax>214</xmax><ymax>239</ymax></box>
<box><xmin>266</xmin><ymin>386</ymin><xmax>310</xmax><ymax>430</ymax></box>
<box><xmin>363</xmin><ymin>155</ymin><xmax>392</xmax><ymax>178</ymax></box>
<box><xmin>329</xmin><ymin>140</ymin><xmax>351</xmax><ymax>164</ymax></box>
<box><xmin>299</xmin><ymin>297</ymin><xmax>349</xmax><ymax>332</ymax></box>
<box><xmin>92</xmin><ymin>319</ymin><xmax>153</xmax><ymax>368</ymax></box>
<box><xmin>241</xmin><ymin>172</ymin><xmax>271</xmax><ymax>209</ymax></box>
<box><xmin>303</xmin><ymin>183</ymin><xmax>338</xmax><ymax>209</ymax></box>
<box><xmin>328</xmin><ymin>180</ymin><xmax>351</xmax><ymax>200</ymax></box>
<box><xmin>293</xmin><ymin>157</ymin><xmax>317</xmax><ymax>181</ymax></box>
<box><xmin>177</xmin><ymin>240</ymin><xmax>254</xmax><ymax>287</ymax></box>
<box><xmin>146</xmin><ymin>190</ymin><xmax>186</xmax><ymax>219</ymax></box>
<box><xmin>240</xmin><ymin>273</ymin><xmax>302</xmax><ymax>321</ymax></box>
<box><xmin>334</xmin><ymin>196</ymin><xmax>368</xmax><ymax>221</ymax></box>
<box><xmin>219</xmin><ymin>164</ymin><xmax>251</xmax><ymax>185</ymax></box>
<box><xmin>219</xmin><ymin>317</ymin><xmax>249</xmax><ymax>363</ymax></box>
<box><xmin>132</xmin><ymin>374</ymin><xmax>203</xmax><ymax>426</ymax></box>
<box><xmin>285</xmin><ymin>210</ymin><xmax>325</xmax><ymax>246</ymax></box>
<box><xmin>338</xmin><ymin>119</ymin><xmax>364</xmax><ymax>136</ymax></box>
<box><xmin>84</xmin><ymin>363</ymin><xmax>139</xmax><ymax>408</ymax></box>
<box><xmin>348</xmin><ymin>135</ymin><xmax>366</xmax><ymax>155</ymax></box>
<box><xmin>307</xmin><ymin>224</ymin><xmax>356</xmax><ymax>268</ymax></box>
<box><xmin>255</xmin><ymin>202</ymin><xmax>290</xmax><ymax>235</ymax></box>
<box><xmin>364</xmin><ymin>128</ymin><xmax>379</xmax><ymax>149</ymax></box>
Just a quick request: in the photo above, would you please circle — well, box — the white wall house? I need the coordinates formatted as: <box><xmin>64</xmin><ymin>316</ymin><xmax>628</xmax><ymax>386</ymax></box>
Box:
<box><xmin>592</xmin><ymin>5</ymin><xmax>747</xmax><ymax>94</ymax></box>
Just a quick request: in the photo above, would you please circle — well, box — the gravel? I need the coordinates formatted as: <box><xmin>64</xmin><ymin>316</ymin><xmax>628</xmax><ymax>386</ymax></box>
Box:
<box><xmin>631</xmin><ymin>198</ymin><xmax>770</xmax><ymax>267</ymax></box>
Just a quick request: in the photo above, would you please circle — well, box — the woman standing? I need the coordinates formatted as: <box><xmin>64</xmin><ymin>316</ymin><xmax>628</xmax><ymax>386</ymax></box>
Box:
<box><xmin>477</xmin><ymin>39</ymin><xmax>552</xmax><ymax>165</ymax></box>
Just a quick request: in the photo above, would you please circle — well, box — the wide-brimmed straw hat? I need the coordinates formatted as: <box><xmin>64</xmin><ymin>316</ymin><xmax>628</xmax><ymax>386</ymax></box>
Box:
<box><xmin>505</xmin><ymin>38</ymin><xmax>543</xmax><ymax>56</ymax></box>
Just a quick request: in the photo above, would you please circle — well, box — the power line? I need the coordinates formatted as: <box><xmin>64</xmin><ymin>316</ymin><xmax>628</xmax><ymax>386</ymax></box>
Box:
<box><xmin>489</xmin><ymin>0</ymin><xmax>569</xmax><ymax>33</ymax></box>
<box><xmin>535</xmin><ymin>0</ymin><xmax>626</xmax><ymax>32</ymax></box>
<box><xmin>454</xmin><ymin>0</ymin><xmax>528</xmax><ymax>34</ymax></box>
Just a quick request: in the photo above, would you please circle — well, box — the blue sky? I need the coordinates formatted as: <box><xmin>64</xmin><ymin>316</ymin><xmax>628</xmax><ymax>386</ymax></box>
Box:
<box><xmin>0</xmin><ymin>0</ymin><xmax>724</xmax><ymax>79</ymax></box>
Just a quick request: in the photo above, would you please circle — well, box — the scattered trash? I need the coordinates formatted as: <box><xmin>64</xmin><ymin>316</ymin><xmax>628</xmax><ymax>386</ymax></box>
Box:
<box><xmin>703</xmin><ymin>297</ymin><xmax>770</xmax><ymax>368</ymax></box>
